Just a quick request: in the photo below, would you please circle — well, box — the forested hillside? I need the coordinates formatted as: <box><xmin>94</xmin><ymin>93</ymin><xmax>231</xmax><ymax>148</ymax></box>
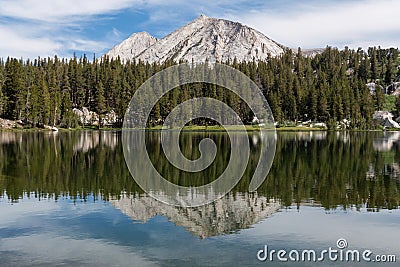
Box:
<box><xmin>0</xmin><ymin>46</ymin><xmax>399</xmax><ymax>129</ymax></box>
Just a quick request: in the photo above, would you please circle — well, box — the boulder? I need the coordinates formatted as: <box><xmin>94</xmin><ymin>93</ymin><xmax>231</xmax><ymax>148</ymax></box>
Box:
<box><xmin>82</xmin><ymin>107</ymin><xmax>90</xmax><ymax>118</ymax></box>
<box><xmin>73</xmin><ymin>108</ymin><xmax>84</xmax><ymax>123</ymax></box>
<box><xmin>366</xmin><ymin>82</ymin><xmax>384</xmax><ymax>95</ymax></box>
<box><xmin>312</xmin><ymin>122</ymin><xmax>327</xmax><ymax>129</ymax></box>
<box><xmin>90</xmin><ymin>112</ymin><xmax>99</xmax><ymax>126</ymax></box>
<box><xmin>373</xmin><ymin>111</ymin><xmax>394</xmax><ymax>124</ymax></box>
<box><xmin>334</xmin><ymin>119</ymin><xmax>350</xmax><ymax>130</ymax></box>
<box><xmin>0</xmin><ymin>118</ymin><xmax>23</xmax><ymax>129</ymax></box>
<box><xmin>43</xmin><ymin>125</ymin><xmax>59</xmax><ymax>132</ymax></box>
<box><xmin>387</xmin><ymin>82</ymin><xmax>400</xmax><ymax>95</ymax></box>
<box><xmin>252</xmin><ymin>116</ymin><xmax>259</xmax><ymax>124</ymax></box>
<box><xmin>103</xmin><ymin>110</ymin><xmax>118</xmax><ymax>126</ymax></box>
<box><xmin>300</xmin><ymin>120</ymin><xmax>312</xmax><ymax>126</ymax></box>
<box><xmin>383</xmin><ymin>118</ymin><xmax>400</xmax><ymax>128</ymax></box>
<box><xmin>73</xmin><ymin>107</ymin><xmax>100</xmax><ymax>125</ymax></box>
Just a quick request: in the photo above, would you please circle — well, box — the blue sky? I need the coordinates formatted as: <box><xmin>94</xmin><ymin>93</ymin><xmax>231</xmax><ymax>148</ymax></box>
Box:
<box><xmin>0</xmin><ymin>0</ymin><xmax>399</xmax><ymax>59</ymax></box>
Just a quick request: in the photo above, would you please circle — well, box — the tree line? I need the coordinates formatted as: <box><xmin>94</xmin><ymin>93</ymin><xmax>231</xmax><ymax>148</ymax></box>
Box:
<box><xmin>0</xmin><ymin>46</ymin><xmax>399</xmax><ymax>129</ymax></box>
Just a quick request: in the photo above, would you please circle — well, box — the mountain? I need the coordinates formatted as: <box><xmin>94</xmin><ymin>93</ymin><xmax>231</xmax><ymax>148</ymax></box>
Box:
<box><xmin>106</xmin><ymin>32</ymin><xmax>158</xmax><ymax>60</ymax></box>
<box><xmin>109</xmin><ymin>192</ymin><xmax>280</xmax><ymax>238</ymax></box>
<box><xmin>300</xmin><ymin>48</ymin><xmax>326</xmax><ymax>58</ymax></box>
<box><xmin>105</xmin><ymin>15</ymin><xmax>285</xmax><ymax>63</ymax></box>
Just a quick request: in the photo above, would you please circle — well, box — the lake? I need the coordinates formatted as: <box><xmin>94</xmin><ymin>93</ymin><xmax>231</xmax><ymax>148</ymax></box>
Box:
<box><xmin>0</xmin><ymin>130</ymin><xmax>399</xmax><ymax>266</ymax></box>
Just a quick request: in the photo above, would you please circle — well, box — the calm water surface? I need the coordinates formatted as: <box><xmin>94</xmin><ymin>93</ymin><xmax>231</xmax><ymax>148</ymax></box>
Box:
<box><xmin>0</xmin><ymin>131</ymin><xmax>399</xmax><ymax>266</ymax></box>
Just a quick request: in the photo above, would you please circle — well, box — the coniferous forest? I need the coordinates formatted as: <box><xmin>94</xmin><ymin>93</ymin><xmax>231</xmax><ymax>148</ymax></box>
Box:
<box><xmin>0</xmin><ymin>46</ymin><xmax>399</xmax><ymax>129</ymax></box>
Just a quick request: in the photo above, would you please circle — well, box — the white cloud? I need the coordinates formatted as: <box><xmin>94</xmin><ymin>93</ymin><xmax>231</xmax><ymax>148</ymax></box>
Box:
<box><xmin>0</xmin><ymin>196</ymin><xmax>60</xmax><ymax>225</ymax></box>
<box><xmin>0</xmin><ymin>0</ymin><xmax>137</xmax><ymax>22</ymax></box>
<box><xmin>228</xmin><ymin>0</ymin><xmax>400</xmax><ymax>49</ymax></box>
<box><xmin>0</xmin><ymin>234</ymin><xmax>157</xmax><ymax>267</ymax></box>
<box><xmin>0</xmin><ymin>22</ymin><xmax>111</xmax><ymax>58</ymax></box>
<box><xmin>0</xmin><ymin>0</ymin><xmax>141</xmax><ymax>58</ymax></box>
<box><xmin>0</xmin><ymin>25</ymin><xmax>62</xmax><ymax>58</ymax></box>
<box><xmin>63</xmin><ymin>38</ymin><xmax>108</xmax><ymax>54</ymax></box>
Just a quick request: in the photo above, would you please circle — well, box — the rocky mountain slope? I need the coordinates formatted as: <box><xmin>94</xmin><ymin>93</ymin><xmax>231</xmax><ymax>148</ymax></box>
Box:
<box><xmin>106</xmin><ymin>32</ymin><xmax>158</xmax><ymax>60</ymax></box>
<box><xmin>105</xmin><ymin>15</ymin><xmax>285</xmax><ymax>63</ymax></box>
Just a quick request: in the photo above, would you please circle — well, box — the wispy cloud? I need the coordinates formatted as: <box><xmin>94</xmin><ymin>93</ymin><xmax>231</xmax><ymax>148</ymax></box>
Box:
<box><xmin>0</xmin><ymin>0</ymin><xmax>136</xmax><ymax>22</ymax></box>
<box><xmin>0</xmin><ymin>0</ymin><xmax>141</xmax><ymax>58</ymax></box>
<box><xmin>0</xmin><ymin>24</ymin><xmax>62</xmax><ymax>58</ymax></box>
<box><xmin>228</xmin><ymin>0</ymin><xmax>400</xmax><ymax>49</ymax></box>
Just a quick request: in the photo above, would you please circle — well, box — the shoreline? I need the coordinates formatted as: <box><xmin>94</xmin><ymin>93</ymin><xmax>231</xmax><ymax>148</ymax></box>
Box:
<box><xmin>1</xmin><ymin>125</ymin><xmax>397</xmax><ymax>132</ymax></box>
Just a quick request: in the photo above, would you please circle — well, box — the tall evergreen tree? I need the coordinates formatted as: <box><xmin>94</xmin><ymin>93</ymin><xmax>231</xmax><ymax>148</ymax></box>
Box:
<box><xmin>94</xmin><ymin>80</ymin><xmax>106</xmax><ymax>128</ymax></box>
<box><xmin>374</xmin><ymin>83</ymin><xmax>385</xmax><ymax>110</ymax></box>
<box><xmin>60</xmin><ymin>66</ymin><xmax>74</xmax><ymax>127</ymax></box>
<box><xmin>369</xmin><ymin>47</ymin><xmax>379</xmax><ymax>81</ymax></box>
<box><xmin>396</xmin><ymin>96</ymin><xmax>400</xmax><ymax>115</ymax></box>
<box><xmin>4</xmin><ymin>58</ymin><xmax>25</xmax><ymax>119</ymax></box>
<box><xmin>39</xmin><ymin>76</ymin><xmax>51</xmax><ymax>125</ymax></box>
<box><xmin>0</xmin><ymin>66</ymin><xmax>5</xmax><ymax>116</ymax></box>
<box><xmin>385</xmin><ymin>56</ymin><xmax>394</xmax><ymax>86</ymax></box>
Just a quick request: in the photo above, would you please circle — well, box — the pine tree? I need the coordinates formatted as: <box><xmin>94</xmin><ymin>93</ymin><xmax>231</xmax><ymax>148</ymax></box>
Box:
<box><xmin>40</xmin><ymin>77</ymin><xmax>51</xmax><ymax>125</ymax></box>
<box><xmin>309</xmin><ymin>85</ymin><xmax>318</xmax><ymax>121</ymax></box>
<box><xmin>359</xmin><ymin>80</ymin><xmax>375</xmax><ymax>128</ymax></box>
<box><xmin>60</xmin><ymin>66</ymin><xmax>74</xmax><ymax>127</ymax></box>
<box><xmin>48</xmin><ymin>71</ymin><xmax>61</xmax><ymax>126</ymax></box>
<box><xmin>29</xmin><ymin>82</ymin><xmax>40</xmax><ymax>126</ymax></box>
<box><xmin>4</xmin><ymin>58</ymin><xmax>25</xmax><ymax>120</ymax></box>
<box><xmin>314</xmin><ymin>67</ymin><xmax>328</xmax><ymax>122</ymax></box>
<box><xmin>374</xmin><ymin>83</ymin><xmax>385</xmax><ymax>110</ymax></box>
<box><xmin>385</xmin><ymin>56</ymin><xmax>394</xmax><ymax>86</ymax></box>
<box><xmin>0</xmin><ymin>66</ymin><xmax>6</xmax><ymax>117</ymax></box>
<box><xmin>94</xmin><ymin>80</ymin><xmax>106</xmax><ymax>128</ymax></box>
<box><xmin>358</xmin><ymin>55</ymin><xmax>370</xmax><ymax>81</ymax></box>
<box><xmin>396</xmin><ymin>96</ymin><xmax>400</xmax><ymax>115</ymax></box>
<box><xmin>369</xmin><ymin>47</ymin><xmax>379</xmax><ymax>81</ymax></box>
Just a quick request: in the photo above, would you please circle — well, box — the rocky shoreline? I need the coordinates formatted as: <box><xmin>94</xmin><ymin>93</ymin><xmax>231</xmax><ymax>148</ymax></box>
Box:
<box><xmin>1</xmin><ymin>110</ymin><xmax>400</xmax><ymax>131</ymax></box>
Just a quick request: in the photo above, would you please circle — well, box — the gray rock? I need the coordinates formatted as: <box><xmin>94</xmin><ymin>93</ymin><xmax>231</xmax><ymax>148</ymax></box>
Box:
<box><xmin>103</xmin><ymin>110</ymin><xmax>118</xmax><ymax>126</ymax></box>
<box><xmin>105</xmin><ymin>32</ymin><xmax>158</xmax><ymax>62</ymax></box>
<box><xmin>312</xmin><ymin>122</ymin><xmax>327</xmax><ymax>129</ymax></box>
<box><xmin>337</xmin><ymin>119</ymin><xmax>350</xmax><ymax>129</ymax></box>
<box><xmin>373</xmin><ymin>111</ymin><xmax>394</xmax><ymax>124</ymax></box>
<box><xmin>299</xmin><ymin>48</ymin><xmax>325</xmax><ymax>58</ymax></box>
<box><xmin>388</xmin><ymin>82</ymin><xmax>400</xmax><ymax>95</ymax></box>
<box><xmin>373</xmin><ymin>111</ymin><xmax>400</xmax><ymax>128</ymax></box>
<box><xmin>383</xmin><ymin>118</ymin><xmax>400</xmax><ymax>128</ymax></box>
<box><xmin>73</xmin><ymin>107</ymin><xmax>100</xmax><ymax>125</ymax></box>
<box><xmin>366</xmin><ymin>82</ymin><xmax>384</xmax><ymax>95</ymax></box>
<box><xmin>72</xmin><ymin>108</ymin><xmax>84</xmax><ymax>123</ymax></box>
<box><xmin>0</xmin><ymin>118</ymin><xmax>23</xmax><ymax>129</ymax></box>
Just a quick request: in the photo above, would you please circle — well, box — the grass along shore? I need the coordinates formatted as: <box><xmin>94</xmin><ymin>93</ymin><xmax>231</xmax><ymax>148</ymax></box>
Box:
<box><xmin>2</xmin><ymin>124</ymin><xmax>391</xmax><ymax>132</ymax></box>
<box><xmin>1</xmin><ymin>116</ymin><xmax>397</xmax><ymax>132</ymax></box>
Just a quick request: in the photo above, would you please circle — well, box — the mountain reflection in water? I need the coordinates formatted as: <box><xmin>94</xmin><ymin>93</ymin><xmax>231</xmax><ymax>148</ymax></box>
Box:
<box><xmin>0</xmin><ymin>130</ymin><xmax>399</xmax><ymax>238</ymax></box>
